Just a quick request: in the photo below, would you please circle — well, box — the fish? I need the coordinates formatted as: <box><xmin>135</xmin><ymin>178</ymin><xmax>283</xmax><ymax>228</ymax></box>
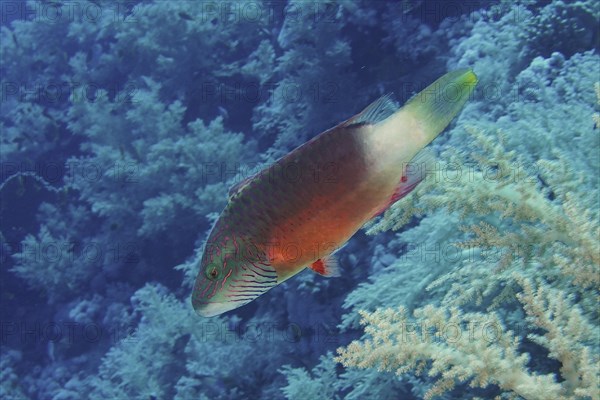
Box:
<box><xmin>192</xmin><ymin>69</ymin><xmax>478</xmax><ymax>317</ymax></box>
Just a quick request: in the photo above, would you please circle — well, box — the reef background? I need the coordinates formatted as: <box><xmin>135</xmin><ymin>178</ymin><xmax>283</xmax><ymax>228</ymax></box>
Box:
<box><xmin>1</xmin><ymin>1</ymin><xmax>599</xmax><ymax>399</ymax></box>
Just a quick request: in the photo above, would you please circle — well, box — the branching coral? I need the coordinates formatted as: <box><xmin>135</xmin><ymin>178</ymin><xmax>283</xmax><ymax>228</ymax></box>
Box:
<box><xmin>11</xmin><ymin>203</ymin><xmax>98</xmax><ymax>303</ymax></box>
<box><xmin>335</xmin><ymin>304</ymin><xmax>596</xmax><ymax>400</ymax></box>
<box><xmin>281</xmin><ymin>354</ymin><xmax>339</xmax><ymax>400</ymax></box>
<box><xmin>0</xmin><ymin>350</ymin><xmax>27</xmax><ymax>400</ymax></box>
<box><xmin>87</xmin><ymin>283</ymin><xmax>260</xmax><ymax>400</ymax></box>
<box><xmin>252</xmin><ymin>0</ymin><xmax>376</xmax><ymax>159</ymax></box>
<box><xmin>58</xmin><ymin>78</ymin><xmax>259</xmax><ymax>290</ymax></box>
<box><xmin>515</xmin><ymin>276</ymin><xmax>599</xmax><ymax>399</ymax></box>
<box><xmin>3</xmin><ymin>1</ymin><xmax>599</xmax><ymax>399</ymax></box>
<box><xmin>335</xmin><ymin>69</ymin><xmax>599</xmax><ymax>400</ymax></box>
<box><xmin>88</xmin><ymin>284</ymin><xmax>194</xmax><ymax>399</ymax></box>
<box><xmin>337</xmin><ymin>139</ymin><xmax>599</xmax><ymax>398</ymax></box>
<box><xmin>336</xmin><ymin>273</ymin><xmax>600</xmax><ymax>400</ymax></box>
<box><xmin>523</xmin><ymin>0</ymin><xmax>600</xmax><ymax>58</ymax></box>
<box><xmin>420</xmin><ymin>127</ymin><xmax>600</xmax><ymax>312</ymax></box>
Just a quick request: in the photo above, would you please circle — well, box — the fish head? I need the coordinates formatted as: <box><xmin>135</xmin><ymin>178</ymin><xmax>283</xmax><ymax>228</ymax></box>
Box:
<box><xmin>192</xmin><ymin>235</ymin><xmax>277</xmax><ymax>317</ymax></box>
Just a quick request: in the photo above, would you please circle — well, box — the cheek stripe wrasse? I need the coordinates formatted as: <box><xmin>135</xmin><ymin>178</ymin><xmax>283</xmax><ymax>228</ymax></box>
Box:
<box><xmin>192</xmin><ymin>69</ymin><xmax>478</xmax><ymax>317</ymax></box>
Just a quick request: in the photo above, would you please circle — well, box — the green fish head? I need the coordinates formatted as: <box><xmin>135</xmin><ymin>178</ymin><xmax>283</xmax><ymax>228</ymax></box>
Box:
<box><xmin>192</xmin><ymin>235</ymin><xmax>277</xmax><ymax>317</ymax></box>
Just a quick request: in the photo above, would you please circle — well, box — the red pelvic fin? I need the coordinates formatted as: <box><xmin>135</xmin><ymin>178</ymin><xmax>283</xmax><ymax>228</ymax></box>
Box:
<box><xmin>309</xmin><ymin>255</ymin><xmax>341</xmax><ymax>277</ymax></box>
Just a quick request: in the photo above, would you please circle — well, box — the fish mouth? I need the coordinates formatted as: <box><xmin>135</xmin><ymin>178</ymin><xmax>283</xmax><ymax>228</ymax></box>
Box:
<box><xmin>194</xmin><ymin>300</ymin><xmax>247</xmax><ymax>317</ymax></box>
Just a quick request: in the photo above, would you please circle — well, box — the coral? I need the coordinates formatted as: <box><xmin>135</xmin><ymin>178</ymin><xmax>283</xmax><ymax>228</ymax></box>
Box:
<box><xmin>280</xmin><ymin>351</ymin><xmax>411</xmax><ymax>400</ymax></box>
<box><xmin>0</xmin><ymin>12</ymin><xmax>84</xmax><ymax>165</ymax></box>
<box><xmin>594</xmin><ymin>82</ymin><xmax>600</xmax><ymax>128</ymax></box>
<box><xmin>365</xmin><ymin>51</ymin><xmax>600</xmax><ymax>305</ymax></box>
<box><xmin>336</xmin><ymin>275</ymin><xmax>600</xmax><ymax>400</ymax></box>
<box><xmin>335</xmin><ymin>58</ymin><xmax>599</xmax><ymax>400</ymax></box>
<box><xmin>335</xmin><ymin>367</ymin><xmax>412</xmax><ymax>400</ymax></box>
<box><xmin>338</xmin><ymin>140</ymin><xmax>599</xmax><ymax>397</ymax></box>
<box><xmin>341</xmin><ymin>212</ymin><xmax>461</xmax><ymax>330</ymax></box>
<box><xmin>336</xmin><ymin>306</ymin><xmax>565</xmax><ymax>400</ymax></box>
<box><xmin>381</xmin><ymin>6</ymin><xmax>438</xmax><ymax>65</ymax></box>
<box><xmin>68</xmin><ymin>294</ymin><xmax>103</xmax><ymax>324</ymax></box>
<box><xmin>499</xmin><ymin>51</ymin><xmax>599</xmax><ymax>175</ymax></box>
<box><xmin>252</xmin><ymin>0</ymin><xmax>368</xmax><ymax>159</ymax></box>
<box><xmin>523</xmin><ymin>0</ymin><xmax>600</xmax><ymax>58</ymax></box>
<box><xmin>87</xmin><ymin>283</ymin><xmax>201</xmax><ymax>399</ymax></box>
<box><xmin>2</xmin><ymin>0</ymin><xmax>599</xmax><ymax>399</ymax></box>
<box><xmin>0</xmin><ymin>350</ymin><xmax>28</xmax><ymax>400</ymax></box>
<box><xmin>333</xmin><ymin>8</ymin><xmax>599</xmax><ymax>396</ymax></box>
<box><xmin>10</xmin><ymin>203</ymin><xmax>98</xmax><ymax>303</ymax></box>
<box><xmin>419</xmin><ymin>127</ymin><xmax>600</xmax><ymax>308</ymax></box>
<box><xmin>446</xmin><ymin>3</ymin><xmax>532</xmax><ymax>120</ymax></box>
<box><xmin>82</xmin><ymin>283</ymin><xmax>294</xmax><ymax>400</ymax></box>
<box><xmin>281</xmin><ymin>354</ymin><xmax>339</xmax><ymax>400</ymax></box>
<box><xmin>60</xmin><ymin>77</ymin><xmax>259</xmax><ymax>289</ymax></box>
<box><xmin>515</xmin><ymin>277</ymin><xmax>599</xmax><ymax>398</ymax></box>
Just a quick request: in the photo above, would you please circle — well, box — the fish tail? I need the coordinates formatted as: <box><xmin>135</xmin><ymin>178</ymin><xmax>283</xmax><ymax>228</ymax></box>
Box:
<box><xmin>403</xmin><ymin>69</ymin><xmax>478</xmax><ymax>145</ymax></box>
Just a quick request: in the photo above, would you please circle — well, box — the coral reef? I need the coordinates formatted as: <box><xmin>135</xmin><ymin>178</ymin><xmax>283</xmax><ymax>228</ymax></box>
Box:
<box><xmin>335</xmin><ymin>24</ymin><xmax>600</xmax><ymax>400</ymax></box>
<box><xmin>1</xmin><ymin>0</ymin><xmax>598</xmax><ymax>399</ymax></box>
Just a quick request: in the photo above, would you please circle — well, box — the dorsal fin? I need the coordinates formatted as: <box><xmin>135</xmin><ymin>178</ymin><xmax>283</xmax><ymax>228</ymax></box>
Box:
<box><xmin>228</xmin><ymin>174</ymin><xmax>254</xmax><ymax>198</ymax></box>
<box><xmin>343</xmin><ymin>94</ymin><xmax>397</xmax><ymax>127</ymax></box>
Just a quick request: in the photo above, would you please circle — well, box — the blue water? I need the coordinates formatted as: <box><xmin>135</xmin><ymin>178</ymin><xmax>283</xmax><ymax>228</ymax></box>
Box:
<box><xmin>1</xmin><ymin>1</ymin><xmax>599</xmax><ymax>399</ymax></box>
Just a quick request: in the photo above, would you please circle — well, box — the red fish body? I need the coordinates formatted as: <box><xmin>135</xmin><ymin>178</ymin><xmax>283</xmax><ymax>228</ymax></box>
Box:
<box><xmin>193</xmin><ymin>69</ymin><xmax>478</xmax><ymax>317</ymax></box>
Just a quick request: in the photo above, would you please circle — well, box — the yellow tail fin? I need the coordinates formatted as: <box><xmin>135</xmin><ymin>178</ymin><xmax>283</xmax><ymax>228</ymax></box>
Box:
<box><xmin>403</xmin><ymin>68</ymin><xmax>478</xmax><ymax>145</ymax></box>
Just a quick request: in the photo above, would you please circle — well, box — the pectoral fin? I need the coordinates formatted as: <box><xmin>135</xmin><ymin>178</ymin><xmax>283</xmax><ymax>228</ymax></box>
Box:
<box><xmin>372</xmin><ymin>149</ymin><xmax>435</xmax><ymax>218</ymax></box>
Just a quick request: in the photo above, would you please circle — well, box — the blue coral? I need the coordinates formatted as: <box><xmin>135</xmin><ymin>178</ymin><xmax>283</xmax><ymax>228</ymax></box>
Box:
<box><xmin>1</xmin><ymin>1</ymin><xmax>598</xmax><ymax>399</ymax></box>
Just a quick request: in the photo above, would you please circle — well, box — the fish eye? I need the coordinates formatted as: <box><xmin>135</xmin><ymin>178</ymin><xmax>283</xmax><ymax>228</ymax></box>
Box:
<box><xmin>205</xmin><ymin>265</ymin><xmax>220</xmax><ymax>280</ymax></box>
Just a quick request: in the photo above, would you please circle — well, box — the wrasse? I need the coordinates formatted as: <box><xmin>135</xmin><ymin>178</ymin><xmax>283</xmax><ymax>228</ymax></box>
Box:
<box><xmin>193</xmin><ymin>69</ymin><xmax>478</xmax><ymax>317</ymax></box>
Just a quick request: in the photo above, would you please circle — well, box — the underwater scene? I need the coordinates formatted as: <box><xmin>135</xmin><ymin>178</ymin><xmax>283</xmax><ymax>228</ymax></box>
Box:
<box><xmin>1</xmin><ymin>0</ymin><xmax>599</xmax><ymax>399</ymax></box>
